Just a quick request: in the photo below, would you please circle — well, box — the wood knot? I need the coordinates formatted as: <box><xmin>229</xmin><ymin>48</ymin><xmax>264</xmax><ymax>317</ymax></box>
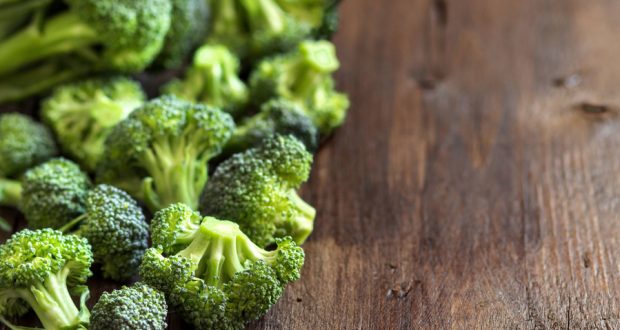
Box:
<box><xmin>574</xmin><ymin>102</ymin><xmax>618</xmax><ymax>121</ymax></box>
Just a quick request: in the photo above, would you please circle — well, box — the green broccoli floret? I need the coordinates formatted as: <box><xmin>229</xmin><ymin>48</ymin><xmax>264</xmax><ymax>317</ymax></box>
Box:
<box><xmin>0</xmin><ymin>0</ymin><xmax>172</xmax><ymax>102</ymax></box>
<box><xmin>156</xmin><ymin>0</ymin><xmax>210</xmax><ymax>68</ymax></box>
<box><xmin>0</xmin><ymin>228</ymin><xmax>92</xmax><ymax>330</ymax></box>
<box><xmin>20</xmin><ymin>158</ymin><xmax>92</xmax><ymax>229</ymax></box>
<box><xmin>140</xmin><ymin>204</ymin><xmax>304</xmax><ymax>330</ymax></box>
<box><xmin>97</xmin><ymin>95</ymin><xmax>235</xmax><ymax>211</ymax></box>
<box><xmin>0</xmin><ymin>113</ymin><xmax>57</xmax><ymax>207</ymax></box>
<box><xmin>59</xmin><ymin>184</ymin><xmax>149</xmax><ymax>281</ymax></box>
<box><xmin>249</xmin><ymin>40</ymin><xmax>350</xmax><ymax>135</ymax></box>
<box><xmin>224</xmin><ymin>99</ymin><xmax>318</xmax><ymax>157</ymax></box>
<box><xmin>163</xmin><ymin>44</ymin><xmax>249</xmax><ymax>117</ymax></box>
<box><xmin>311</xmin><ymin>0</ymin><xmax>342</xmax><ymax>39</ymax></box>
<box><xmin>201</xmin><ymin>135</ymin><xmax>315</xmax><ymax>247</ymax></box>
<box><xmin>90</xmin><ymin>282</ymin><xmax>167</xmax><ymax>330</ymax></box>
<box><xmin>42</xmin><ymin>76</ymin><xmax>146</xmax><ymax>171</ymax></box>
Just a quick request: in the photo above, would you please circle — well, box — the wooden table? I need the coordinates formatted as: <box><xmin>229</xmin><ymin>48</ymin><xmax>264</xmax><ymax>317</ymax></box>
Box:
<box><xmin>3</xmin><ymin>0</ymin><xmax>620</xmax><ymax>328</ymax></box>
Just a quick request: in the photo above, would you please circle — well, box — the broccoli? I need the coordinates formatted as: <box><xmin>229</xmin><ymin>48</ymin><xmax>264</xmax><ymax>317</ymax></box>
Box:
<box><xmin>0</xmin><ymin>113</ymin><xmax>57</xmax><ymax>208</ymax></box>
<box><xmin>224</xmin><ymin>99</ymin><xmax>319</xmax><ymax>157</ymax></box>
<box><xmin>20</xmin><ymin>158</ymin><xmax>92</xmax><ymax>229</ymax></box>
<box><xmin>0</xmin><ymin>228</ymin><xmax>92</xmax><ymax>330</ymax></box>
<box><xmin>42</xmin><ymin>76</ymin><xmax>146</xmax><ymax>171</ymax></box>
<box><xmin>97</xmin><ymin>95</ymin><xmax>235</xmax><ymax>211</ymax></box>
<box><xmin>201</xmin><ymin>135</ymin><xmax>315</xmax><ymax>247</ymax></box>
<box><xmin>311</xmin><ymin>0</ymin><xmax>342</xmax><ymax>39</ymax></box>
<box><xmin>155</xmin><ymin>0</ymin><xmax>210</xmax><ymax>69</ymax></box>
<box><xmin>90</xmin><ymin>282</ymin><xmax>167</xmax><ymax>330</ymax></box>
<box><xmin>207</xmin><ymin>0</ymin><xmax>331</xmax><ymax>61</ymax></box>
<box><xmin>0</xmin><ymin>0</ymin><xmax>52</xmax><ymax>40</ymax></box>
<box><xmin>140</xmin><ymin>204</ymin><xmax>305</xmax><ymax>330</ymax></box>
<box><xmin>249</xmin><ymin>40</ymin><xmax>350</xmax><ymax>135</ymax></box>
<box><xmin>0</xmin><ymin>0</ymin><xmax>172</xmax><ymax>102</ymax></box>
<box><xmin>163</xmin><ymin>44</ymin><xmax>249</xmax><ymax>117</ymax></box>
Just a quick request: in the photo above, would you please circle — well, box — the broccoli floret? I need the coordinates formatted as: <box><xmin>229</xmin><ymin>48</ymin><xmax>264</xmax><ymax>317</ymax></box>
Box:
<box><xmin>0</xmin><ymin>0</ymin><xmax>172</xmax><ymax>102</ymax></box>
<box><xmin>140</xmin><ymin>204</ymin><xmax>304</xmax><ymax>330</ymax></box>
<box><xmin>60</xmin><ymin>184</ymin><xmax>149</xmax><ymax>281</ymax></box>
<box><xmin>249</xmin><ymin>40</ymin><xmax>350</xmax><ymax>135</ymax></box>
<box><xmin>156</xmin><ymin>0</ymin><xmax>210</xmax><ymax>68</ymax></box>
<box><xmin>224</xmin><ymin>99</ymin><xmax>319</xmax><ymax>157</ymax></box>
<box><xmin>42</xmin><ymin>76</ymin><xmax>146</xmax><ymax>171</ymax></box>
<box><xmin>163</xmin><ymin>44</ymin><xmax>249</xmax><ymax>117</ymax></box>
<box><xmin>311</xmin><ymin>0</ymin><xmax>342</xmax><ymax>39</ymax></box>
<box><xmin>90</xmin><ymin>282</ymin><xmax>167</xmax><ymax>330</ymax></box>
<box><xmin>201</xmin><ymin>135</ymin><xmax>315</xmax><ymax>247</ymax></box>
<box><xmin>97</xmin><ymin>95</ymin><xmax>235</xmax><ymax>211</ymax></box>
<box><xmin>20</xmin><ymin>158</ymin><xmax>91</xmax><ymax>229</ymax></box>
<box><xmin>0</xmin><ymin>229</ymin><xmax>92</xmax><ymax>330</ymax></box>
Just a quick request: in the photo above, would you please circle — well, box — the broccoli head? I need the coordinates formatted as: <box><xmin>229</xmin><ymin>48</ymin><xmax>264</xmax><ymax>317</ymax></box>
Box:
<box><xmin>90</xmin><ymin>282</ymin><xmax>167</xmax><ymax>330</ymax></box>
<box><xmin>20</xmin><ymin>158</ymin><xmax>92</xmax><ymax>229</ymax></box>
<box><xmin>97</xmin><ymin>95</ymin><xmax>235</xmax><ymax>211</ymax></box>
<box><xmin>249</xmin><ymin>40</ymin><xmax>350</xmax><ymax>135</ymax></box>
<box><xmin>156</xmin><ymin>0</ymin><xmax>210</xmax><ymax>68</ymax></box>
<box><xmin>42</xmin><ymin>76</ymin><xmax>146</xmax><ymax>171</ymax></box>
<box><xmin>140</xmin><ymin>204</ymin><xmax>304</xmax><ymax>329</ymax></box>
<box><xmin>0</xmin><ymin>229</ymin><xmax>92</xmax><ymax>330</ymax></box>
<box><xmin>163</xmin><ymin>44</ymin><xmax>249</xmax><ymax>117</ymax></box>
<box><xmin>0</xmin><ymin>113</ymin><xmax>57</xmax><ymax>207</ymax></box>
<box><xmin>201</xmin><ymin>135</ymin><xmax>315</xmax><ymax>247</ymax></box>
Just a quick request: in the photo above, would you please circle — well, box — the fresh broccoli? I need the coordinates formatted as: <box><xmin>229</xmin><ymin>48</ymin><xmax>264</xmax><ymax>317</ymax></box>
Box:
<box><xmin>311</xmin><ymin>0</ymin><xmax>342</xmax><ymax>39</ymax></box>
<box><xmin>0</xmin><ymin>0</ymin><xmax>52</xmax><ymax>40</ymax></box>
<box><xmin>224</xmin><ymin>99</ymin><xmax>319</xmax><ymax>157</ymax></box>
<box><xmin>156</xmin><ymin>0</ymin><xmax>210</xmax><ymax>68</ymax></box>
<box><xmin>0</xmin><ymin>113</ymin><xmax>57</xmax><ymax>208</ymax></box>
<box><xmin>201</xmin><ymin>135</ymin><xmax>315</xmax><ymax>247</ymax></box>
<box><xmin>0</xmin><ymin>0</ymin><xmax>172</xmax><ymax>103</ymax></box>
<box><xmin>97</xmin><ymin>95</ymin><xmax>235</xmax><ymax>211</ymax></box>
<box><xmin>207</xmin><ymin>0</ymin><xmax>331</xmax><ymax>61</ymax></box>
<box><xmin>90</xmin><ymin>282</ymin><xmax>167</xmax><ymax>330</ymax></box>
<box><xmin>249</xmin><ymin>40</ymin><xmax>350</xmax><ymax>135</ymax></box>
<box><xmin>20</xmin><ymin>158</ymin><xmax>92</xmax><ymax>229</ymax></box>
<box><xmin>140</xmin><ymin>204</ymin><xmax>305</xmax><ymax>330</ymax></box>
<box><xmin>0</xmin><ymin>228</ymin><xmax>92</xmax><ymax>330</ymax></box>
<box><xmin>163</xmin><ymin>44</ymin><xmax>249</xmax><ymax>117</ymax></box>
<box><xmin>42</xmin><ymin>76</ymin><xmax>146</xmax><ymax>171</ymax></box>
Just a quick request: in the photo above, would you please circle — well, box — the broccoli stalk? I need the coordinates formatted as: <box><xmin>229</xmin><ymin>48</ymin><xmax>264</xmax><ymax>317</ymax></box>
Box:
<box><xmin>0</xmin><ymin>177</ymin><xmax>21</xmax><ymax>207</ymax></box>
<box><xmin>0</xmin><ymin>229</ymin><xmax>93</xmax><ymax>330</ymax></box>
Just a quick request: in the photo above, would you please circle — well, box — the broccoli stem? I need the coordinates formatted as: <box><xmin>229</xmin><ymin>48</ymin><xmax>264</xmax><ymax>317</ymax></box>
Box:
<box><xmin>287</xmin><ymin>190</ymin><xmax>316</xmax><ymax>244</ymax></box>
<box><xmin>58</xmin><ymin>213</ymin><xmax>87</xmax><ymax>233</ymax></box>
<box><xmin>240</xmin><ymin>0</ymin><xmax>286</xmax><ymax>33</ymax></box>
<box><xmin>0</xmin><ymin>178</ymin><xmax>21</xmax><ymax>207</ymax></box>
<box><xmin>0</xmin><ymin>12</ymin><xmax>98</xmax><ymax>76</ymax></box>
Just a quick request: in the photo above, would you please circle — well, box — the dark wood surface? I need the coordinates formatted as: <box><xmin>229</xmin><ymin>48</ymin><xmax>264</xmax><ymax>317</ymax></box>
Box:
<box><xmin>3</xmin><ymin>0</ymin><xmax>620</xmax><ymax>328</ymax></box>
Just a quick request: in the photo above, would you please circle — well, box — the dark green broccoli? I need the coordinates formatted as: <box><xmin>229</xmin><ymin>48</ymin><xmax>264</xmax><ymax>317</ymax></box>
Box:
<box><xmin>140</xmin><ymin>204</ymin><xmax>305</xmax><ymax>330</ymax></box>
<box><xmin>0</xmin><ymin>228</ymin><xmax>92</xmax><ymax>330</ymax></box>
<box><xmin>207</xmin><ymin>0</ymin><xmax>331</xmax><ymax>61</ymax></box>
<box><xmin>224</xmin><ymin>99</ymin><xmax>319</xmax><ymax>157</ymax></box>
<box><xmin>163</xmin><ymin>44</ymin><xmax>249</xmax><ymax>117</ymax></box>
<box><xmin>311</xmin><ymin>0</ymin><xmax>342</xmax><ymax>39</ymax></box>
<box><xmin>201</xmin><ymin>135</ymin><xmax>315</xmax><ymax>247</ymax></box>
<box><xmin>0</xmin><ymin>0</ymin><xmax>172</xmax><ymax>103</ymax></box>
<box><xmin>42</xmin><ymin>76</ymin><xmax>146</xmax><ymax>171</ymax></box>
<box><xmin>90</xmin><ymin>282</ymin><xmax>167</xmax><ymax>330</ymax></box>
<box><xmin>97</xmin><ymin>95</ymin><xmax>235</xmax><ymax>211</ymax></box>
<box><xmin>156</xmin><ymin>0</ymin><xmax>210</xmax><ymax>68</ymax></box>
<box><xmin>249</xmin><ymin>40</ymin><xmax>350</xmax><ymax>135</ymax></box>
<box><xmin>20</xmin><ymin>158</ymin><xmax>92</xmax><ymax>229</ymax></box>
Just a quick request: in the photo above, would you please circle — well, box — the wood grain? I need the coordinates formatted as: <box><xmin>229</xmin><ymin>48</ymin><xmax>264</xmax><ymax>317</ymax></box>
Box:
<box><xmin>3</xmin><ymin>0</ymin><xmax>620</xmax><ymax>328</ymax></box>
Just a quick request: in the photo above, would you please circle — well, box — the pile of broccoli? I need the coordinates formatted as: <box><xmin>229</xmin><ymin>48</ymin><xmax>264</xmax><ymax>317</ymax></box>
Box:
<box><xmin>0</xmin><ymin>1</ymin><xmax>349</xmax><ymax>328</ymax></box>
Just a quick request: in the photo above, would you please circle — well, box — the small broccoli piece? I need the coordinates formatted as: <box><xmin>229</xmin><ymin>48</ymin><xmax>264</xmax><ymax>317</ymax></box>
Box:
<box><xmin>42</xmin><ymin>76</ymin><xmax>145</xmax><ymax>171</ymax></box>
<box><xmin>140</xmin><ymin>204</ymin><xmax>304</xmax><ymax>329</ymax></box>
<box><xmin>224</xmin><ymin>99</ymin><xmax>318</xmax><ymax>157</ymax></box>
<box><xmin>98</xmin><ymin>95</ymin><xmax>235</xmax><ymax>211</ymax></box>
<box><xmin>156</xmin><ymin>0</ymin><xmax>210</xmax><ymax>68</ymax></box>
<box><xmin>249</xmin><ymin>40</ymin><xmax>350</xmax><ymax>135</ymax></box>
<box><xmin>0</xmin><ymin>0</ymin><xmax>172</xmax><ymax>102</ymax></box>
<box><xmin>90</xmin><ymin>282</ymin><xmax>167</xmax><ymax>330</ymax></box>
<box><xmin>20</xmin><ymin>158</ymin><xmax>91</xmax><ymax>229</ymax></box>
<box><xmin>60</xmin><ymin>184</ymin><xmax>149</xmax><ymax>281</ymax></box>
<box><xmin>201</xmin><ymin>135</ymin><xmax>315</xmax><ymax>247</ymax></box>
<box><xmin>312</xmin><ymin>0</ymin><xmax>342</xmax><ymax>39</ymax></box>
<box><xmin>0</xmin><ymin>229</ymin><xmax>92</xmax><ymax>330</ymax></box>
<box><xmin>163</xmin><ymin>44</ymin><xmax>249</xmax><ymax>117</ymax></box>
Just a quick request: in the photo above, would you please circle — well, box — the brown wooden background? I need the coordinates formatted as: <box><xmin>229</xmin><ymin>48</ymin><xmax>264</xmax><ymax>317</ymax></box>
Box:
<box><xmin>3</xmin><ymin>0</ymin><xmax>620</xmax><ymax>328</ymax></box>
